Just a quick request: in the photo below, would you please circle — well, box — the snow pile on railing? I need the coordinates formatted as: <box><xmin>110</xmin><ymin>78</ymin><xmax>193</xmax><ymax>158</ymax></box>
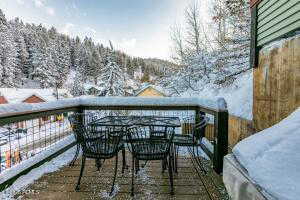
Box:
<box><xmin>0</xmin><ymin>96</ymin><xmax>227</xmax><ymax>119</ymax></box>
<box><xmin>79</xmin><ymin>96</ymin><xmax>221</xmax><ymax>111</ymax></box>
<box><xmin>233</xmin><ymin>107</ymin><xmax>300</xmax><ymax>200</ymax></box>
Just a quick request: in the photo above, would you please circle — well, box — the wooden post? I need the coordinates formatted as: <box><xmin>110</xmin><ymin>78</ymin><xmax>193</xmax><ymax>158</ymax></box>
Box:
<box><xmin>250</xmin><ymin>4</ymin><xmax>259</xmax><ymax>68</ymax></box>
<box><xmin>213</xmin><ymin>98</ymin><xmax>228</xmax><ymax>174</ymax></box>
<box><xmin>194</xmin><ymin>109</ymin><xmax>202</xmax><ymax>137</ymax></box>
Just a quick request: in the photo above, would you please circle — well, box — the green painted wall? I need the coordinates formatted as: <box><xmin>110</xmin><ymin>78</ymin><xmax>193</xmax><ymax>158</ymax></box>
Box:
<box><xmin>256</xmin><ymin>0</ymin><xmax>300</xmax><ymax>47</ymax></box>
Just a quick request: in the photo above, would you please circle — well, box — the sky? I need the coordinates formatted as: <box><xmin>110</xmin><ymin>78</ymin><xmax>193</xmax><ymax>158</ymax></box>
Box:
<box><xmin>0</xmin><ymin>0</ymin><xmax>209</xmax><ymax>60</ymax></box>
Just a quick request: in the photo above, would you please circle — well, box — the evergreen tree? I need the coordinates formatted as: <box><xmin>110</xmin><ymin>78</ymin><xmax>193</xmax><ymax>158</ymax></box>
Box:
<box><xmin>100</xmin><ymin>41</ymin><xmax>125</xmax><ymax>96</ymax></box>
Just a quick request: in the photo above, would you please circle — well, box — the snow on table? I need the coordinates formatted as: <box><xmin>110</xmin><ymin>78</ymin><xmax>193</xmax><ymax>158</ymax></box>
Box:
<box><xmin>233</xmin><ymin>107</ymin><xmax>300</xmax><ymax>200</ymax></box>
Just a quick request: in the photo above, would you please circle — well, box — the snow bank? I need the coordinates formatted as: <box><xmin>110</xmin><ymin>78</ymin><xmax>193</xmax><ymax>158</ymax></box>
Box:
<box><xmin>181</xmin><ymin>70</ymin><xmax>252</xmax><ymax>119</ymax></box>
<box><xmin>233</xmin><ymin>107</ymin><xmax>300</xmax><ymax>200</ymax></box>
<box><xmin>0</xmin><ymin>136</ymin><xmax>76</xmax><ymax>199</ymax></box>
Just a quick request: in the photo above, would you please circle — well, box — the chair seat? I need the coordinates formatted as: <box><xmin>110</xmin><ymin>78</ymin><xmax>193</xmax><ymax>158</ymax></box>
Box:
<box><xmin>173</xmin><ymin>134</ymin><xmax>197</xmax><ymax>146</ymax></box>
<box><xmin>84</xmin><ymin>141</ymin><xmax>124</xmax><ymax>159</ymax></box>
<box><xmin>133</xmin><ymin>142</ymin><xmax>169</xmax><ymax>160</ymax></box>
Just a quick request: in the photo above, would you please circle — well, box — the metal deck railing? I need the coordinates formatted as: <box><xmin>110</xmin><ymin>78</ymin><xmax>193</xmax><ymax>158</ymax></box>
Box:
<box><xmin>0</xmin><ymin>97</ymin><xmax>228</xmax><ymax>191</ymax></box>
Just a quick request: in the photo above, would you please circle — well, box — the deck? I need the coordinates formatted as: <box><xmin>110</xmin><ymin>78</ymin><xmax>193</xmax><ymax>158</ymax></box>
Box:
<box><xmin>14</xmin><ymin>152</ymin><xmax>228</xmax><ymax>200</ymax></box>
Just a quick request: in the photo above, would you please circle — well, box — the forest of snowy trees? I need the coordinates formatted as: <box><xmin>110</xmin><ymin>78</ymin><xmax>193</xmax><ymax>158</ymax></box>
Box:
<box><xmin>162</xmin><ymin>0</ymin><xmax>251</xmax><ymax>95</ymax></box>
<box><xmin>0</xmin><ymin>9</ymin><xmax>177</xmax><ymax>96</ymax></box>
<box><xmin>0</xmin><ymin>0</ymin><xmax>250</xmax><ymax>97</ymax></box>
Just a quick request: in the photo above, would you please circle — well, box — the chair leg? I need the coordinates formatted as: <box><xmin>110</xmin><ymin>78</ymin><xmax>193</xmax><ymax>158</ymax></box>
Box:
<box><xmin>122</xmin><ymin>148</ymin><xmax>126</xmax><ymax>174</ymax></box>
<box><xmin>168</xmin><ymin>155</ymin><xmax>174</xmax><ymax>195</ymax></box>
<box><xmin>175</xmin><ymin>145</ymin><xmax>179</xmax><ymax>173</ymax></box>
<box><xmin>95</xmin><ymin>159</ymin><xmax>102</xmax><ymax>171</ymax></box>
<box><xmin>110</xmin><ymin>154</ymin><xmax>118</xmax><ymax>196</ymax></box>
<box><xmin>135</xmin><ymin>158</ymin><xmax>140</xmax><ymax>174</ymax></box>
<box><xmin>70</xmin><ymin>144</ymin><xmax>80</xmax><ymax>166</ymax></box>
<box><xmin>75</xmin><ymin>156</ymin><xmax>86</xmax><ymax>191</ymax></box>
<box><xmin>131</xmin><ymin>156</ymin><xmax>135</xmax><ymax>196</ymax></box>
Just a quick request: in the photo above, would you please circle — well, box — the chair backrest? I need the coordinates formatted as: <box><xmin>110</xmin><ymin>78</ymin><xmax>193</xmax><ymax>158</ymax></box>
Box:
<box><xmin>194</xmin><ymin>116</ymin><xmax>209</xmax><ymax>140</ymax></box>
<box><xmin>126</xmin><ymin>125</ymin><xmax>175</xmax><ymax>155</ymax></box>
<box><xmin>149</xmin><ymin>126</ymin><xmax>167</xmax><ymax>139</ymax></box>
<box><xmin>181</xmin><ymin>115</ymin><xmax>208</xmax><ymax>140</ymax></box>
<box><xmin>68</xmin><ymin>113</ymin><xmax>123</xmax><ymax>156</ymax></box>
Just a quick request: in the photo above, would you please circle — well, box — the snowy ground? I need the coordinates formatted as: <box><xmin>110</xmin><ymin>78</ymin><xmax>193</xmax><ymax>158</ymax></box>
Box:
<box><xmin>181</xmin><ymin>70</ymin><xmax>253</xmax><ymax>120</ymax></box>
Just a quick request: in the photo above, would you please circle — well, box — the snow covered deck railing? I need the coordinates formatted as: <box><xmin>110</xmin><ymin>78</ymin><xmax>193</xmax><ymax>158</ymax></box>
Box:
<box><xmin>0</xmin><ymin>96</ymin><xmax>225</xmax><ymax>119</ymax></box>
<box><xmin>0</xmin><ymin>96</ymin><xmax>228</xmax><ymax>191</ymax></box>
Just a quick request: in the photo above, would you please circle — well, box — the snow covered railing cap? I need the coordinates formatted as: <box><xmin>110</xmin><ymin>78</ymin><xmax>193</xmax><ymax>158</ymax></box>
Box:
<box><xmin>78</xmin><ymin>96</ymin><xmax>220</xmax><ymax>112</ymax></box>
<box><xmin>0</xmin><ymin>96</ymin><xmax>225</xmax><ymax>119</ymax></box>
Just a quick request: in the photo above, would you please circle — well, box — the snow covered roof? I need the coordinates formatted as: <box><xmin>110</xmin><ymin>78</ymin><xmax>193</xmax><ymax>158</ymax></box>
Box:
<box><xmin>233</xmin><ymin>107</ymin><xmax>300</xmax><ymax>200</ymax></box>
<box><xmin>0</xmin><ymin>88</ymin><xmax>71</xmax><ymax>104</ymax></box>
<box><xmin>83</xmin><ymin>83</ymin><xmax>104</xmax><ymax>91</ymax></box>
<box><xmin>135</xmin><ymin>84</ymin><xmax>168</xmax><ymax>97</ymax></box>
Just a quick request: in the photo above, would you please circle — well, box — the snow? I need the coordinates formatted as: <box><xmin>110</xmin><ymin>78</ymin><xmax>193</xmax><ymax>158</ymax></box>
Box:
<box><xmin>261</xmin><ymin>33</ymin><xmax>300</xmax><ymax>54</ymax></box>
<box><xmin>79</xmin><ymin>96</ymin><xmax>221</xmax><ymax>112</ymax></box>
<box><xmin>181</xmin><ymin>70</ymin><xmax>253</xmax><ymax>120</ymax></box>
<box><xmin>233</xmin><ymin>107</ymin><xmax>300</xmax><ymax>200</ymax></box>
<box><xmin>0</xmin><ymin>96</ymin><xmax>224</xmax><ymax>119</ymax></box>
<box><xmin>0</xmin><ymin>135</ymin><xmax>75</xmax><ymax>198</ymax></box>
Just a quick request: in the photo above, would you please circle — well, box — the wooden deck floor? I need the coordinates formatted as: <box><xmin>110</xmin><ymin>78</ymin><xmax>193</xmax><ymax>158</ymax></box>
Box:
<box><xmin>15</xmin><ymin>152</ymin><xmax>228</xmax><ymax>200</ymax></box>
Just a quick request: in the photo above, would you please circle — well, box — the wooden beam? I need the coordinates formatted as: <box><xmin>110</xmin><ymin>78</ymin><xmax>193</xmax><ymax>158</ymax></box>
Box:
<box><xmin>250</xmin><ymin>4</ymin><xmax>259</xmax><ymax>68</ymax></box>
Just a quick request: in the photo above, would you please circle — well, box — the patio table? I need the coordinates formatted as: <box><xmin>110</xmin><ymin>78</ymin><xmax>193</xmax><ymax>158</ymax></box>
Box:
<box><xmin>89</xmin><ymin>115</ymin><xmax>181</xmax><ymax>128</ymax></box>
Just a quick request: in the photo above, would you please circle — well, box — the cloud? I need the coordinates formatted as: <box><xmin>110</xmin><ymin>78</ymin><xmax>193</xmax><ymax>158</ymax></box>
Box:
<box><xmin>46</xmin><ymin>7</ymin><xmax>55</xmax><ymax>16</ymax></box>
<box><xmin>33</xmin><ymin>0</ymin><xmax>45</xmax><ymax>8</ymax></box>
<box><xmin>16</xmin><ymin>0</ymin><xmax>25</xmax><ymax>5</ymax></box>
<box><xmin>120</xmin><ymin>38</ymin><xmax>137</xmax><ymax>49</ymax></box>
<box><xmin>32</xmin><ymin>0</ymin><xmax>55</xmax><ymax>16</ymax></box>
<box><xmin>61</xmin><ymin>23</ymin><xmax>75</xmax><ymax>35</ymax></box>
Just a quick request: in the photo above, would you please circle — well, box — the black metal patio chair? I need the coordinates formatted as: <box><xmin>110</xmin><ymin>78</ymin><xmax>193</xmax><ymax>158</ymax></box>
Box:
<box><xmin>126</xmin><ymin>125</ymin><xmax>175</xmax><ymax>196</ymax></box>
<box><xmin>68</xmin><ymin>114</ymin><xmax>126</xmax><ymax>196</ymax></box>
<box><xmin>68</xmin><ymin>113</ymin><xmax>98</xmax><ymax>166</ymax></box>
<box><xmin>173</xmin><ymin>115</ymin><xmax>209</xmax><ymax>173</ymax></box>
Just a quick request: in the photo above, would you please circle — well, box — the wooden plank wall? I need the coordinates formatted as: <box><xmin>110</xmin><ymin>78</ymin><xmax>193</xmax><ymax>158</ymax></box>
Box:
<box><xmin>253</xmin><ymin>36</ymin><xmax>300</xmax><ymax>131</ymax></box>
<box><xmin>205</xmin><ymin>115</ymin><xmax>254</xmax><ymax>150</ymax></box>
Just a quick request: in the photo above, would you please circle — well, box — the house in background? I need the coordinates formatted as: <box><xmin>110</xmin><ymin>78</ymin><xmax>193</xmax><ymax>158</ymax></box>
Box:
<box><xmin>135</xmin><ymin>84</ymin><xmax>168</xmax><ymax>97</ymax></box>
<box><xmin>0</xmin><ymin>88</ymin><xmax>71</xmax><ymax>105</ymax></box>
<box><xmin>0</xmin><ymin>88</ymin><xmax>72</xmax><ymax>127</ymax></box>
<box><xmin>83</xmin><ymin>84</ymin><xmax>104</xmax><ymax>96</ymax></box>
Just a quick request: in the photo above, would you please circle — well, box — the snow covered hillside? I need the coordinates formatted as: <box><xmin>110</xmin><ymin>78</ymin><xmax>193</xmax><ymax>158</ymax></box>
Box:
<box><xmin>181</xmin><ymin>71</ymin><xmax>253</xmax><ymax>120</ymax></box>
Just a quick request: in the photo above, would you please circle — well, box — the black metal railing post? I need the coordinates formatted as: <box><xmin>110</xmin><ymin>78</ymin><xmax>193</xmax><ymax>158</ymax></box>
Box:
<box><xmin>213</xmin><ymin>98</ymin><xmax>228</xmax><ymax>174</ymax></box>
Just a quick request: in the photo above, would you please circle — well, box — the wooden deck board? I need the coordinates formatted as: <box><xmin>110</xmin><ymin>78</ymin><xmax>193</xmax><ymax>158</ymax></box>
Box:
<box><xmin>14</xmin><ymin>153</ymin><xmax>229</xmax><ymax>200</ymax></box>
